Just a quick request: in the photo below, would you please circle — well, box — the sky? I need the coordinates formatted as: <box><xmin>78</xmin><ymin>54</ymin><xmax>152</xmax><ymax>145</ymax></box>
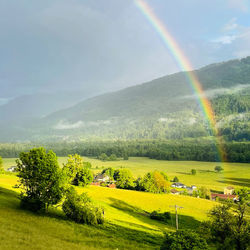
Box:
<box><xmin>0</xmin><ymin>0</ymin><xmax>250</xmax><ymax>101</ymax></box>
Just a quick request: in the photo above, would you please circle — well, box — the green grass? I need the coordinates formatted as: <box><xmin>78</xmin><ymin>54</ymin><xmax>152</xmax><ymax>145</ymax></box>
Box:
<box><xmin>1</xmin><ymin>156</ymin><xmax>249</xmax><ymax>249</ymax></box>
<box><xmin>4</xmin><ymin>156</ymin><xmax>249</xmax><ymax>191</ymax></box>
<box><xmin>0</xmin><ymin>171</ymin><xmax>218</xmax><ymax>250</ymax></box>
<box><xmin>3</xmin><ymin>157</ymin><xmax>250</xmax><ymax>192</ymax></box>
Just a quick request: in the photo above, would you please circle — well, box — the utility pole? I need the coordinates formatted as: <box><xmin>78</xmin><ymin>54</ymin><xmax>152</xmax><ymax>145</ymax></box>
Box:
<box><xmin>170</xmin><ymin>204</ymin><xmax>184</xmax><ymax>230</ymax></box>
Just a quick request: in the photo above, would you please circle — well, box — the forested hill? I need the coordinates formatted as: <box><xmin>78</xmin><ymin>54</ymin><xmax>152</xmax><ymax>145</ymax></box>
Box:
<box><xmin>1</xmin><ymin>56</ymin><xmax>250</xmax><ymax>142</ymax></box>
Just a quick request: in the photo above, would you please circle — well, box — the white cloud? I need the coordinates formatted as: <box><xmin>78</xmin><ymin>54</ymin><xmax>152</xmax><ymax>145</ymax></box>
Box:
<box><xmin>223</xmin><ymin>17</ymin><xmax>238</xmax><ymax>31</ymax></box>
<box><xmin>54</xmin><ymin>120</ymin><xmax>84</xmax><ymax>130</ymax></box>
<box><xmin>211</xmin><ymin>35</ymin><xmax>236</xmax><ymax>44</ymax></box>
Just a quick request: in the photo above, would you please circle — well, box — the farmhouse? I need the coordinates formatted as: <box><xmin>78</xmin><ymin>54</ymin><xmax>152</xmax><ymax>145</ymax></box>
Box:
<box><xmin>171</xmin><ymin>182</ymin><xmax>186</xmax><ymax>188</ymax></box>
<box><xmin>170</xmin><ymin>189</ymin><xmax>180</xmax><ymax>195</ymax></box>
<box><xmin>7</xmin><ymin>166</ymin><xmax>17</xmax><ymax>172</ymax></box>
<box><xmin>211</xmin><ymin>193</ymin><xmax>238</xmax><ymax>201</ymax></box>
<box><xmin>94</xmin><ymin>173</ymin><xmax>110</xmax><ymax>183</ymax></box>
<box><xmin>224</xmin><ymin>186</ymin><xmax>234</xmax><ymax>195</ymax></box>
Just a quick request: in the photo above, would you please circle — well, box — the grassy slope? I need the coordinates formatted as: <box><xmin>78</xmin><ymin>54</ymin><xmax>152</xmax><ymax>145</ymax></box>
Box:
<box><xmin>0</xmin><ymin>171</ymin><xmax>217</xmax><ymax>250</ymax></box>
<box><xmin>4</xmin><ymin>157</ymin><xmax>250</xmax><ymax>191</ymax></box>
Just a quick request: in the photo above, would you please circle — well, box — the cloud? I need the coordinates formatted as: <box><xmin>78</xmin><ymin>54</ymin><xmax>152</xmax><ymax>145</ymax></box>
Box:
<box><xmin>223</xmin><ymin>17</ymin><xmax>238</xmax><ymax>31</ymax></box>
<box><xmin>54</xmin><ymin>120</ymin><xmax>84</xmax><ymax>130</ymax></box>
<box><xmin>211</xmin><ymin>35</ymin><xmax>236</xmax><ymax>44</ymax></box>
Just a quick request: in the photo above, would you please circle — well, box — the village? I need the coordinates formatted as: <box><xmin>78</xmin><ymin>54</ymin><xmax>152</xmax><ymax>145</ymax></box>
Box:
<box><xmin>90</xmin><ymin>172</ymin><xmax>238</xmax><ymax>202</ymax></box>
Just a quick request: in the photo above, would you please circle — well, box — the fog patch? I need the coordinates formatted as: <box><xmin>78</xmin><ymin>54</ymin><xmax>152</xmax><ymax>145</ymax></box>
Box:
<box><xmin>182</xmin><ymin>84</ymin><xmax>250</xmax><ymax>99</ymax></box>
<box><xmin>54</xmin><ymin>119</ymin><xmax>112</xmax><ymax>130</ymax></box>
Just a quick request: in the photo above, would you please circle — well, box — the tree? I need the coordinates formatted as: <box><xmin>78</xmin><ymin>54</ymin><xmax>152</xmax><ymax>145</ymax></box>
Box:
<box><xmin>161</xmin><ymin>230</ymin><xmax>208</xmax><ymax>250</ymax></box>
<box><xmin>173</xmin><ymin>176</ymin><xmax>179</xmax><ymax>182</ymax></box>
<box><xmin>214</xmin><ymin>166</ymin><xmax>224</xmax><ymax>172</ymax></box>
<box><xmin>102</xmin><ymin>167</ymin><xmax>115</xmax><ymax>180</ymax></box>
<box><xmin>108</xmin><ymin>154</ymin><xmax>117</xmax><ymax>161</ymax></box>
<box><xmin>115</xmin><ymin>169</ymin><xmax>135</xmax><ymax>189</ymax></box>
<box><xmin>0</xmin><ymin>156</ymin><xmax>4</xmax><ymax>173</ymax></box>
<box><xmin>63</xmin><ymin>154</ymin><xmax>93</xmax><ymax>186</ymax></box>
<box><xmin>140</xmin><ymin>171</ymin><xmax>170</xmax><ymax>193</ymax></box>
<box><xmin>204</xmin><ymin>200</ymin><xmax>250</xmax><ymax>250</ymax></box>
<box><xmin>16</xmin><ymin>148</ymin><xmax>66</xmax><ymax>212</ymax></box>
<box><xmin>98</xmin><ymin>153</ymin><xmax>109</xmax><ymax>161</ymax></box>
<box><xmin>191</xmin><ymin>169</ymin><xmax>196</xmax><ymax>175</ymax></box>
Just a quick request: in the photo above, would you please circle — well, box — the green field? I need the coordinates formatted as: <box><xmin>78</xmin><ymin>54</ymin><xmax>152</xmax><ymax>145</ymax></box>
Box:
<box><xmin>0</xmin><ymin>173</ymin><xmax>216</xmax><ymax>250</ymax></box>
<box><xmin>4</xmin><ymin>157</ymin><xmax>250</xmax><ymax>191</ymax></box>
<box><xmin>1</xmin><ymin>157</ymin><xmax>249</xmax><ymax>249</ymax></box>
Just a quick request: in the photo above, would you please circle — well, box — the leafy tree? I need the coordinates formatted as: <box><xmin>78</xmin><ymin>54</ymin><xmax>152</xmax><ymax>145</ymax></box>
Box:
<box><xmin>16</xmin><ymin>148</ymin><xmax>66</xmax><ymax>212</ymax></box>
<box><xmin>62</xmin><ymin>187</ymin><xmax>104</xmax><ymax>225</ymax></box>
<box><xmin>191</xmin><ymin>169</ymin><xmax>196</xmax><ymax>175</ymax></box>
<box><xmin>0</xmin><ymin>156</ymin><xmax>4</xmax><ymax>173</ymax></box>
<box><xmin>102</xmin><ymin>167</ymin><xmax>115</xmax><ymax>180</ymax></box>
<box><xmin>108</xmin><ymin>154</ymin><xmax>117</xmax><ymax>161</ymax></box>
<box><xmin>115</xmin><ymin>169</ymin><xmax>135</xmax><ymax>189</ymax></box>
<box><xmin>98</xmin><ymin>153</ymin><xmax>109</xmax><ymax>161</ymax></box>
<box><xmin>161</xmin><ymin>230</ymin><xmax>208</xmax><ymax>250</ymax></box>
<box><xmin>214</xmin><ymin>166</ymin><xmax>224</xmax><ymax>172</ymax></box>
<box><xmin>123</xmin><ymin>153</ymin><xmax>129</xmax><ymax>160</ymax></box>
<box><xmin>203</xmin><ymin>200</ymin><xmax>250</xmax><ymax>250</ymax></box>
<box><xmin>139</xmin><ymin>171</ymin><xmax>170</xmax><ymax>193</ymax></box>
<box><xmin>63</xmin><ymin>154</ymin><xmax>93</xmax><ymax>186</ymax></box>
<box><xmin>173</xmin><ymin>176</ymin><xmax>179</xmax><ymax>182</ymax></box>
<box><xmin>73</xmin><ymin>165</ymin><xmax>93</xmax><ymax>187</ymax></box>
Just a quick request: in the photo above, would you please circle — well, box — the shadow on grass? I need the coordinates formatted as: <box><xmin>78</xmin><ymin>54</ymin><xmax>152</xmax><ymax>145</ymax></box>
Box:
<box><xmin>0</xmin><ymin>186</ymin><xmax>163</xmax><ymax>249</ymax></box>
<box><xmin>176</xmin><ymin>172</ymin><xmax>191</xmax><ymax>175</ymax></box>
<box><xmin>217</xmin><ymin>177</ymin><xmax>250</xmax><ymax>187</ymax></box>
<box><xmin>109</xmin><ymin>197</ymin><xmax>201</xmax><ymax>231</ymax></box>
<box><xmin>198</xmin><ymin>170</ymin><xmax>215</xmax><ymax>173</ymax></box>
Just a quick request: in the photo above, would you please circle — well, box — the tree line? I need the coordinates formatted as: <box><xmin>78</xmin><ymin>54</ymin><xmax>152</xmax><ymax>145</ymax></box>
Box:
<box><xmin>0</xmin><ymin>140</ymin><xmax>249</xmax><ymax>163</ymax></box>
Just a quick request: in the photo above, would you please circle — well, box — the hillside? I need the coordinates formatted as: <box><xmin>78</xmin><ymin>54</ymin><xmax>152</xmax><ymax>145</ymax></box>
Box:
<box><xmin>1</xmin><ymin>56</ymin><xmax>250</xmax><ymax>142</ymax></box>
<box><xmin>0</xmin><ymin>172</ymin><xmax>216</xmax><ymax>249</ymax></box>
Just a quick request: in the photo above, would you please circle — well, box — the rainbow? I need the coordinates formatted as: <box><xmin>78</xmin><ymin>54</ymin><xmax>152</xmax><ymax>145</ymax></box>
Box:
<box><xmin>135</xmin><ymin>0</ymin><xmax>225</xmax><ymax>162</ymax></box>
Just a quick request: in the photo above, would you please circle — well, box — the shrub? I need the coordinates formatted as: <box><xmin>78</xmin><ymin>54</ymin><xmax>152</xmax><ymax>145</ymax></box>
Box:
<box><xmin>150</xmin><ymin>210</ymin><xmax>171</xmax><ymax>223</ymax></box>
<box><xmin>173</xmin><ymin>176</ymin><xmax>179</xmax><ymax>182</ymax></box>
<box><xmin>214</xmin><ymin>166</ymin><xmax>223</xmax><ymax>172</ymax></box>
<box><xmin>62</xmin><ymin>188</ymin><xmax>104</xmax><ymax>225</ymax></box>
<box><xmin>161</xmin><ymin>230</ymin><xmax>208</xmax><ymax>250</ymax></box>
<box><xmin>191</xmin><ymin>169</ymin><xmax>196</xmax><ymax>175</ymax></box>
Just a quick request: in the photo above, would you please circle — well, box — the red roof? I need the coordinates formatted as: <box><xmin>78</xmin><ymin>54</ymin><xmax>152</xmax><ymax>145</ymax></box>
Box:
<box><xmin>211</xmin><ymin>193</ymin><xmax>236</xmax><ymax>200</ymax></box>
<box><xmin>171</xmin><ymin>189</ymin><xmax>179</xmax><ymax>194</ymax></box>
<box><xmin>108</xmin><ymin>184</ymin><xmax>116</xmax><ymax>188</ymax></box>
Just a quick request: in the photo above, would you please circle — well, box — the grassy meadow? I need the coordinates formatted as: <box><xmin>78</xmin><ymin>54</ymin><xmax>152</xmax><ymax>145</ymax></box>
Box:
<box><xmin>1</xmin><ymin>156</ymin><xmax>249</xmax><ymax>249</ymax></box>
<box><xmin>0</xmin><ymin>173</ymin><xmax>216</xmax><ymax>250</ymax></box>
<box><xmin>4</xmin><ymin>156</ymin><xmax>250</xmax><ymax>192</ymax></box>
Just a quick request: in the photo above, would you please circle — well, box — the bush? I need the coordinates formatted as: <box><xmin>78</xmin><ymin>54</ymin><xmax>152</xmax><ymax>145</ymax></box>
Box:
<box><xmin>173</xmin><ymin>176</ymin><xmax>179</xmax><ymax>182</ymax></box>
<box><xmin>161</xmin><ymin>230</ymin><xmax>208</xmax><ymax>250</ymax></box>
<box><xmin>150</xmin><ymin>210</ymin><xmax>171</xmax><ymax>223</ymax></box>
<box><xmin>215</xmin><ymin>166</ymin><xmax>223</xmax><ymax>172</ymax></box>
<box><xmin>62</xmin><ymin>188</ymin><xmax>104</xmax><ymax>225</ymax></box>
<box><xmin>191</xmin><ymin>169</ymin><xmax>196</xmax><ymax>175</ymax></box>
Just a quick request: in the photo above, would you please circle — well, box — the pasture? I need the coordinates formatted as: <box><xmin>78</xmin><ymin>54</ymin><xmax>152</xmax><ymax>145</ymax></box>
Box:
<box><xmin>3</xmin><ymin>157</ymin><xmax>250</xmax><ymax>191</ymax></box>
<box><xmin>0</xmin><ymin>173</ymin><xmax>216</xmax><ymax>249</ymax></box>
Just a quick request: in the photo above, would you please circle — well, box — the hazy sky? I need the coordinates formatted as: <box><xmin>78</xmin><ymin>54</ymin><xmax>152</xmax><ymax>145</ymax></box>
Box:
<box><xmin>1</xmin><ymin>0</ymin><xmax>250</xmax><ymax>99</ymax></box>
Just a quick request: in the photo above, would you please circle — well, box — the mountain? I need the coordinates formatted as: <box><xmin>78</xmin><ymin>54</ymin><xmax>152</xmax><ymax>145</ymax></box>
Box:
<box><xmin>1</xmin><ymin>56</ymin><xmax>250</xmax><ymax>142</ymax></box>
